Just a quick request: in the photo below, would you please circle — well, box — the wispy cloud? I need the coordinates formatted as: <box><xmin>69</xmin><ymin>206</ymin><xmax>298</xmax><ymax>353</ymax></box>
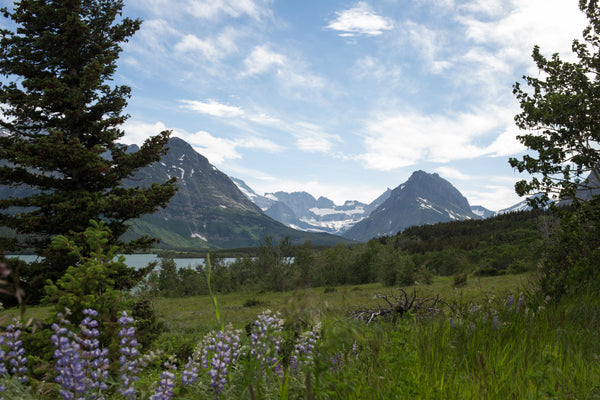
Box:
<box><xmin>174</xmin><ymin>26</ymin><xmax>240</xmax><ymax>62</ymax></box>
<box><xmin>292</xmin><ymin>122</ymin><xmax>343</xmax><ymax>153</ymax></box>
<box><xmin>404</xmin><ymin>22</ymin><xmax>452</xmax><ymax>73</ymax></box>
<box><xmin>354</xmin><ymin>56</ymin><xmax>402</xmax><ymax>83</ymax></box>
<box><xmin>241</xmin><ymin>45</ymin><xmax>326</xmax><ymax>92</ymax></box>
<box><xmin>434</xmin><ymin>166</ymin><xmax>471</xmax><ymax>181</ymax></box>
<box><xmin>186</xmin><ymin>0</ymin><xmax>271</xmax><ymax>20</ymax></box>
<box><xmin>242</xmin><ymin>45</ymin><xmax>287</xmax><ymax>76</ymax></box>
<box><xmin>122</xmin><ymin>120</ymin><xmax>284</xmax><ymax>165</ymax></box>
<box><xmin>326</xmin><ymin>2</ymin><xmax>394</xmax><ymax>37</ymax></box>
<box><xmin>180</xmin><ymin>99</ymin><xmax>244</xmax><ymax>118</ymax></box>
<box><xmin>358</xmin><ymin>105</ymin><xmax>523</xmax><ymax>171</ymax></box>
<box><xmin>128</xmin><ymin>0</ymin><xmax>272</xmax><ymax>21</ymax></box>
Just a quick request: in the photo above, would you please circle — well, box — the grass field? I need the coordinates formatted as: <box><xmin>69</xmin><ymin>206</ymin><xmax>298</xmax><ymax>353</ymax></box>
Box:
<box><xmin>3</xmin><ymin>272</ymin><xmax>600</xmax><ymax>399</ymax></box>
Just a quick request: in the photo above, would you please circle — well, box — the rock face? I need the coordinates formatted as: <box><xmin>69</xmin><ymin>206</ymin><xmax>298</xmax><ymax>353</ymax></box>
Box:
<box><xmin>342</xmin><ymin>171</ymin><xmax>479</xmax><ymax>241</ymax></box>
<box><xmin>123</xmin><ymin>137</ymin><xmax>351</xmax><ymax>249</ymax></box>
<box><xmin>0</xmin><ymin>137</ymin><xmax>351</xmax><ymax>249</ymax></box>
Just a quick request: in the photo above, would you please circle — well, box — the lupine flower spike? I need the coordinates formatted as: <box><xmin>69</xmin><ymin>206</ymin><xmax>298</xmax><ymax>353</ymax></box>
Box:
<box><xmin>118</xmin><ymin>311</ymin><xmax>140</xmax><ymax>399</ymax></box>
<box><xmin>5</xmin><ymin>319</ymin><xmax>27</xmax><ymax>384</ymax></box>
<box><xmin>200</xmin><ymin>325</ymin><xmax>241</xmax><ymax>396</ymax></box>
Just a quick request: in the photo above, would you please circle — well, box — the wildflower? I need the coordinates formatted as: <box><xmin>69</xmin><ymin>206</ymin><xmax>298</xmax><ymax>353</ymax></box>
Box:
<box><xmin>329</xmin><ymin>353</ymin><xmax>345</xmax><ymax>372</ymax></box>
<box><xmin>150</xmin><ymin>370</ymin><xmax>175</xmax><ymax>400</ymax></box>
<box><xmin>449</xmin><ymin>317</ymin><xmax>456</xmax><ymax>329</ymax></box>
<box><xmin>5</xmin><ymin>319</ymin><xmax>27</xmax><ymax>383</ymax></box>
<box><xmin>515</xmin><ymin>296</ymin><xmax>524</xmax><ymax>312</ymax></box>
<box><xmin>290</xmin><ymin>327</ymin><xmax>320</xmax><ymax>373</ymax></box>
<box><xmin>492</xmin><ymin>314</ymin><xmax>500</xmax><ymax>330</ymax></box>
<box><xmin>249</xmin><ymin>310</ymin><xmax>282</xmax><ymax>372</ymax></box>
<box><xmin>50</xmin><ymin>311</ymin><xmax>109</xmax><ymax>400</ymax></box>
<box><xmin>117</xmin><ymin>311</ymin><xmax>140</xmax><ymax>399</ymax></box>
<box><xmin>0</xmin><ymin>334</ymin><xmax>6</xmax><ymax>394</ymax></box>
<box><xmin>80</xmin><ymin>309</ymin><xmax>109</xmax><ymax>396</ymax></box>
<box><xmin>181</xmin><ymin>357</ymin><xmax>200</xmax><ymax>386</ymax></box>
<box><xmin>505</xmin><ymin>295</ymin><xmax>514</xmax><ymax>308</ymax></box>
<box><xmin>200</xmin><ymin>325</ymin><xmax>241</xmax><ymax>395</ymax></box>
<box><xmin>51</xmin><ymin>315</ymin><xmax>86</xmax><ymax>399</ymax></box>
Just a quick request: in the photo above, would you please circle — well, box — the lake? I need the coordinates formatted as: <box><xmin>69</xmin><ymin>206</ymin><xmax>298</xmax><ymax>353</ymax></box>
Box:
<box><xmin>5</xmin><ymin>254</ymin><xmax>229</xmax><ymax>270</ymax></box>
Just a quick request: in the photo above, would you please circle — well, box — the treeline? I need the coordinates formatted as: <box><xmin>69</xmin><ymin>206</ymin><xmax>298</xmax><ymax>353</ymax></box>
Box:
<box><xmin>151</xmin><ymin>209</ymin><xmax>553</xmax><ymax>297</ymax></box>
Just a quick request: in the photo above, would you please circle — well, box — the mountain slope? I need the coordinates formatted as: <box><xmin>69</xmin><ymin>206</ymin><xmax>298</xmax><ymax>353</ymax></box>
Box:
<box><xmin>123</xmin><ymin>137</ymin><xmax>350</xmax><ymax>249</ymax></box>
<box><xmin>0</xmin><ymin>137</ymin><xmax>351</xmax><ymax>249</ymax></box>
<box><xmin>343</xmin><ymin>171</ymin><xmax>479</xmax><ymax>241</ymax></box>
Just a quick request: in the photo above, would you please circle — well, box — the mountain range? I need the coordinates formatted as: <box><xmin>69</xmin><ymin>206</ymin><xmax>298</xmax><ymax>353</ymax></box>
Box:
<box><xmin>1</xmin><ymin>136</ymin><xmax>543</xmax><ymax>249</ymax></box>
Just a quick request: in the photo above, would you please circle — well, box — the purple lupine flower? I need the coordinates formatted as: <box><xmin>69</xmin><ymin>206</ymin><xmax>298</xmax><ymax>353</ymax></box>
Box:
<box><xmin>181</xmin><ymin>357</ymin><xmax>199</xmax><ymax>386</ymax></box>
<box><xmin>515</xmin><ymin>296</ymin><xmax>524</xmax><ymax>312</ymax></box>
<box><xmin>51</xmin><ymin>310</ymin><xmax>110</xmax><ymax>400</ymax></box>
<box><xmin>79</xmin><ymin>309</ymin><xmax>109</xmax><ymax>397</ymax></box>
<box><xmin>0</xmin><ymin>334</ymin><xmax>6</xmax><ymax>394</ymax></box>
<box><xmin>329</xmin><ymin>353</ymin><xmax>345</xmax><ymax>372</ymax></box>
<box><xmin>0</xmin><ymin>334</ymin><xmax>6</xmax><ymax>376</ymax></box>
<box><xmin>493</xmin><ymin>314</ymin><xmax>500</xmax><ymax>330</ymax></box>
<box><xmin>5</xmin><ymin>319</ymin><xmax>27</xmax><ymax>383</ymax></box>
<box><xmin>506</xmin><ymin>295</ymin><xmax>514</xmax><ymax>308</ymax></box>
<box><xmin>51</xmin><ymin>315</ymin><xmax>87</xmax><ymax>400</ymax></box>
<box><xmin>200</xmin><ymin>325</ymin><xmax>241</xmax><ymax>395</ymax></box>
<box><xmin>290</xmin><ymin>326</ymin><xmax>320</xmax><ymax>373</ymax></box>
<box><xmin>117</xmin><ymin>311</ymin><xmax>139</xmax><ymax>399</ymax></box>
<box><xmin>449</xmin><ymin>317</ymin><xmax>456</xmax><ymax>330</ymax></box>
<box><xmin>249</xmin><ymin>310</ymin><xmax>282</xmax><ymax>373</ymax></box>
<box><xmin>150</xmin><ymin>370</ymin><xmax>175</xmax><ymax>400</ymax></box>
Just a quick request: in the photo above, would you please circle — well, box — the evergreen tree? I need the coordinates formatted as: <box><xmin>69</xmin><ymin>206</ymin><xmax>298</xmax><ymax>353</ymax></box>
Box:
<box><xmin>0</xmin><ymin>1</ymin><xmax>176</xmax><ymax>299</ymax></box>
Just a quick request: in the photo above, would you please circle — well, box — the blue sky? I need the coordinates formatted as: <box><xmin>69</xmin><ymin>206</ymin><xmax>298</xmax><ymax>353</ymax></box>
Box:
<box><xmin>111</xmin><ymin>0</ymin><xmax>589</xmax><ymax>211</ymax></box>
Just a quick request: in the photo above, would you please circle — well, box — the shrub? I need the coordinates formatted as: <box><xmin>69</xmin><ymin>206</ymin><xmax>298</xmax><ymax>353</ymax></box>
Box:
<box><xmin>453</xmin><ymin>272</ymin><xmax>468</xmax><ymax>288</ymax></box>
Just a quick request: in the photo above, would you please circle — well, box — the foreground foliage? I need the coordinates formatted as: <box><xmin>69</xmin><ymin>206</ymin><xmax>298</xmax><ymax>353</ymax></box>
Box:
<box><xmin>1</xmin><ymin>278</ymin><xmax>600</xmax><ymax>399</ymax></box>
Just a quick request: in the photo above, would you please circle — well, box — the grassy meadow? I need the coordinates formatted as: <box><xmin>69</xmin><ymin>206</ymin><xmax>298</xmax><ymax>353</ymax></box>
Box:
<box><xmin>5</xmin><ymin>272</ymin><xmax>600</xmax><ymax>399</ymax></box>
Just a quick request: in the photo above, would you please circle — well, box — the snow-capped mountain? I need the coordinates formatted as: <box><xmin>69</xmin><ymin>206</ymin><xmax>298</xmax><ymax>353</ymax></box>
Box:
<box><xmin>231</xmin><ymin>178</ymin><xmax>391</xmax><ymax>235</ymax></box>
<box><xmin>343</xmin><ymin>171</ymin><xmax>480</xmax><ymax>241</ymax></box>
<box><xmin>471</xmin><ymin>205</ymin><xmax>495</xmax><ymax>219</ymax></box>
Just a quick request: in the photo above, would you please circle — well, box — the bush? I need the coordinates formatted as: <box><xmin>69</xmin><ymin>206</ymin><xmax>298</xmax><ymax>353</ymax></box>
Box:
<box><xmin>453</xmin><ymin>273</ymin><xmax>467</xmax><ymax>288</ymax></box>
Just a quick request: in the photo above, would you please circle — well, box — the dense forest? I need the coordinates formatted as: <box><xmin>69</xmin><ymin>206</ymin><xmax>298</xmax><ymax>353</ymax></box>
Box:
<box><xmin>152</xmin><ymin>208</ymin><xmax>552</xmax><ymax>297</ymax></box>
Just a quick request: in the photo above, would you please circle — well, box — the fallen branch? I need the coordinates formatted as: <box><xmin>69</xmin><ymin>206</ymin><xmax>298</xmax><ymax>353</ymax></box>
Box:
<box><xmin>350</xmin><ymin>288</ymin><xmax>443</xmax><ymax>322</ymax></box>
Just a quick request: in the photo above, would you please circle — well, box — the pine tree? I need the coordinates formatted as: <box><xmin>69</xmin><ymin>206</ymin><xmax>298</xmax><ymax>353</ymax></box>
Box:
<box><xmin>0</xmin><ymin>0</ymin><xmax>177</xmax><ymax>299</ymax></box>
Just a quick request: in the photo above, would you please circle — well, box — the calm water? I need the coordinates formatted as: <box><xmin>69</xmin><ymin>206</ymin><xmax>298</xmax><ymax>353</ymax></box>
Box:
<box><xmin>6</xmin><ymin>254</ymin><xmax>221</xmax><ymax>269</ymax></box>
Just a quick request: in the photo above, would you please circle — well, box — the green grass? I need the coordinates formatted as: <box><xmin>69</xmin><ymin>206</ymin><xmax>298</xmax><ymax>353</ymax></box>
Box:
<box><xmin>4</xmin><ymin>273</ymin><xmax>600</xmax><ymax>399</ymax></box>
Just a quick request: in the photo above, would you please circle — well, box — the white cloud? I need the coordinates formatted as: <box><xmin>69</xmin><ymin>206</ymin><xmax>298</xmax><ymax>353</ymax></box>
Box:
<box><xmin>174</xmin><ymin>27</ymin><xmax>239</xmax><ymax>61</ymax></box>
<box><xmin>183</xmin><ymin>131</ymin><xmax>242</xmax><ymax>164</ymax></box>
<box><xmin>186</xmin><ymin>0</ymin><xmax>270</xmax><ymax>20</ymax></box>
<box><xmin>180</xmin><ymin>99</ymin><xmax>244</xmax><ymax>118</ymax></box>
<box><xmin>242</xmin><ymin>45</ymin><xmax>287</xmax><ymax>76</ymax></box>
<box><xmin>354</xmin><ymin>56</ymin><xmax>402</xmax><ymax>83</ymax></box>
<box><xmin>129</xmin><ymin>0</ymin><xmax>271</xmax><ymax>21</ymax></box>
<box><xmin>326</xmin><ymin>2</ymin><xmax>394</xmax><ymax>37</ymax></box>
<box><xmin>434</xmin><ymin>166</ymin><xmax>470</xmax><ymax>181</ymax></box>
<box><xmin>241</xmin><ymin>45</ymin><xmax>327</xmax><ymax>92</ymax></box>
<box><xmin>458</xmin><ymin>0</ymin><xmax>588</xmax><ymax>69</ymax></box>
<box><xmin>293</xmin><ymin>122</ymin><xmax>343</xmax><ymax>153</ymax></box>
<box><xmin>405</xmin><ymin>22</ymin><xmax>452</xmax><ymax>73</ymax></box>
<box><xmin>358</xmin><ymin>105</ymin><xmax>518</xmax><ymax>171</ymax></box>
<box><xmin>121</xmin><ymin>121</ymin><xmax>171</xmax><ymax>146</ymax></box>
<box><xmin>122</xmin><ymin>120</ymin><xmax>283</xmax><ymax>165</ymax></box>
<box><xmin>464</xmin><ymin>184</ymin><xmax>522</xmax><ymax>211</ymax></box>
<box><xmin>182</xmin><ymin>130</ymin><xmax>284</xmax><ymax>164</ymax></box>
